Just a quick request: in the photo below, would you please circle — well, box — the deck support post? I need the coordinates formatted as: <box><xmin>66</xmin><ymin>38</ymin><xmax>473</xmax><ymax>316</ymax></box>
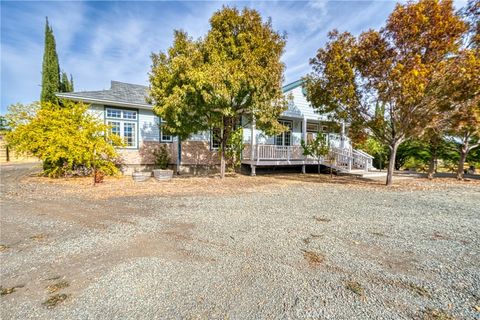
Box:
<box><xmin>301</xmin><ymin>164</ymin><xmax>306</xmax><ymax>174</ymax></box>
<box><xmin>250</xmin><ymin>165</ymin><xmax>256</xmax><ymax>176</ymax></box>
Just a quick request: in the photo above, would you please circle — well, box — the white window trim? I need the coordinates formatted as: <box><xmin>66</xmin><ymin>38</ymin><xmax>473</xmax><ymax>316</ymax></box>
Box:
<box><xmin>105</xmin><ymin>107</ymin><xmax>138</xmax><ymax>149</ymax></box>
<box><xmin>275</xmin><ymin>120</ymin><xmax>292</xmax><ymax>146</ymax></box>
<box><xmin>158</xmin><ymin>117</ymin><xmax>173</xmax><ymax>143</ymax></box>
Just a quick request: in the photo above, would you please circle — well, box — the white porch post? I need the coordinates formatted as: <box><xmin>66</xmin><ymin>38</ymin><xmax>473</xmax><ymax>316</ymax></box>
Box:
<box><xmin>302</xmin><ymin>117</ymin><xmax>307</xmax><ymax>143</ymax></box>
<box><xmin>250</xmin><ymin>116</ymin><xmax>256</xmax><ymax>160</ymax></box>
<box><xmin>302</xmin><ymin>117</ymin><xmax>307</xmax><ymax>174</ymax></box>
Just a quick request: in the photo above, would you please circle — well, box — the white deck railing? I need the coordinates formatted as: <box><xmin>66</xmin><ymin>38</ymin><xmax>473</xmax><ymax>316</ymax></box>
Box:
<box><xmin>243</xmin><ymin>144</ymin><xmax>374</xmax><ymax>172</ymax></box>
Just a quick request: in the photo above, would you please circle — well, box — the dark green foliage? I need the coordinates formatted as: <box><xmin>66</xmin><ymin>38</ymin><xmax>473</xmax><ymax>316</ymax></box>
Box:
<box><xmin>40</xmin><ymin>17</ymin><xmax>60</xmax><ymax>104</ymax></box>
<box><xmin>41</xmin><ymin>17</ymin><xmax>74</xmax><ymax>104</ymax></box>
<box><xmin>225</xmin><ymin>127</ymin><xmax>244</xmax><ymax>172</ymax></box>
<box><xmin>149</xmin><ymin>7</ymin><xmax>287</xmax><ymax>178</ymax></box>
<box><xmin>60</xmin><ymin>71</ymin><xmax>74</xmax><ymax>93</ymax></box>
<box><xmin>153</xmin><ymin>145</ymin><xmax>171</xmax><ymax>169</ymax></box>
<box><xmin>301</xmin><ymin>133</ymin><xmax>330</xmax><ymax>174</ymax></box>
<box><xmin>0</xmin><ymin>115</ymin><xmax>8</xmax><ymax>132</ymax></box>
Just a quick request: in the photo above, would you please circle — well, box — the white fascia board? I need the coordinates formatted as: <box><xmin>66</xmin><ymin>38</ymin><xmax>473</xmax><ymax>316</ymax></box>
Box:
<box><xmin>56</xmin><ymin>94</ymin><xmax>153</xmax><ymax>110</ymax></box>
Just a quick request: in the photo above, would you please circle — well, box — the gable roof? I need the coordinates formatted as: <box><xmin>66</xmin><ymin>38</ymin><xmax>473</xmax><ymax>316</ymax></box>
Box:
<box><xmin>56</xmin><ymin>79</ymin><xmax>306</xmax><ymax>110</ymax></box>
<box><xmin>56</xmin><ymin>81</ymin><xmax>151</xmax><ymax>109</ymax></box>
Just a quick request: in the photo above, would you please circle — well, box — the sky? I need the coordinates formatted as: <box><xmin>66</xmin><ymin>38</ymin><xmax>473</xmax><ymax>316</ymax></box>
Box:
<box><xmin>0</xmin><ymin>0</ymin><xmax>468</xmax><ymax>114</ymax></box>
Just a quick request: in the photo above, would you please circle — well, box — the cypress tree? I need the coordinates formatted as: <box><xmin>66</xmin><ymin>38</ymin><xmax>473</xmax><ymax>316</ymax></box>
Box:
<box><xmin>69</xmin><ymin>74</ymin><xmax>74</xmax><ymax>92</ymax></box>
<box><xmin>40</xmin><ymin>17</ymin><xmax>60</xmax><ymax>103</ymax></box>
<box><xmin>60</xmin><ymin>71</ymin><xmax>73</xmax><ymax>92</ymax></box>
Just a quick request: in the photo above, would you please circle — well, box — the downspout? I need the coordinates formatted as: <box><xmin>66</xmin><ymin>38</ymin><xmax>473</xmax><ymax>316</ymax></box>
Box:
<box><xmin>176</xmin><ymin>137</ymin><xmax>181</xmax><ymax>175</ymax></box>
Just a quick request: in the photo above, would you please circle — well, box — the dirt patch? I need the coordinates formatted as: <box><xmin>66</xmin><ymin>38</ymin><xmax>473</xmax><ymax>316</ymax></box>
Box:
<box><xmin>313</xmin><ymin>216</ymin><xmax>331</xmax><ymax>223</ymax></box>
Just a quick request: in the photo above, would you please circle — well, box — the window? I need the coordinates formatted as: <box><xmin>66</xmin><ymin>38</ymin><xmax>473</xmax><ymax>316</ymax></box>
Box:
<box><xmin>211</xmin><ymin>128</ymin><xmax>221</xmax><ymax>149</ymax></box>
<box><xmin>158</xmin><ymin>117</ymin><xmax>173</xmax><ymax>142</ymax></box>
<box><xmin>275</xmin><ymin>120</ymin><xmax>292</xmax><ymax>146</ymax></box>
<box><xmin>105</xmin><ymin>108</ymin><xmax>138</xmax><ymax>148</ymax></box>
<box><xmin>306</xmin><ymin>122</ymin><xmax>319</xmax><ymax>133</ymax></box>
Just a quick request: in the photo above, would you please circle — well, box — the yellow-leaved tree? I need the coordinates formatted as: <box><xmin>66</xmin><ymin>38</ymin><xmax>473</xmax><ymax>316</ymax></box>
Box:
<box><xmin>5</xmin><ymin>100</ymin><xmax>124</xmax><ymax>178</ymax></box>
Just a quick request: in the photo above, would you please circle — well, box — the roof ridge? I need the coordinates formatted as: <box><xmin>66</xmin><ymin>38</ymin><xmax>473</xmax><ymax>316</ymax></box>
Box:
<box><xmin>111</xmin><ymin>80</ymin><xmax>147</xmax><ymax>88</ymax></box>
<box><xmin>282</xmin><ymin>79</ymin><xmax>304</xmax><ymax>92</ymax></box>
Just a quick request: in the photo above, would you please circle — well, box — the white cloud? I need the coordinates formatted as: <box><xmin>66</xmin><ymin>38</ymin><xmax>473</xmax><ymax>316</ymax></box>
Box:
<box><xmin>1</xmin><ymin>0</ymin><xmax>470</xmax><ymax>113</ymax></box>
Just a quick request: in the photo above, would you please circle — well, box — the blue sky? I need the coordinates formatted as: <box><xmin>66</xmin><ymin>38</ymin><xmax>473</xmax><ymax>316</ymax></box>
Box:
<box><xmin>0</xmin><ymin>0</ymin><xmax>468</xmax><ymax>114</ymax></box>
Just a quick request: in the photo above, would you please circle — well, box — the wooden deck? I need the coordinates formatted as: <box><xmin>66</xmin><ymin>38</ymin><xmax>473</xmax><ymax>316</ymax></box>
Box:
<box><xmin>242</xmin><ymin>144</ymin><xmax>374</xmax><ymax>176</ymax></box>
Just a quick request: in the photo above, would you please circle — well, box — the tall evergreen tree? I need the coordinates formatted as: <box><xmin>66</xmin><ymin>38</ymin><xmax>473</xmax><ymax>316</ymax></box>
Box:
<box><xmin>40</xmin><ymin>17</ymin><xmax>60</xmax><ymax>103</ymax></box>
<box><xmin>60</xmin><ymin>71</ymin><xmax>73</xmax><ymax>92</ymax></box>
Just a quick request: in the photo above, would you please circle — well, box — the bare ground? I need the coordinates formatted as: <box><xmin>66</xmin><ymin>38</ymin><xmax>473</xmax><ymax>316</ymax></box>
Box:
<box><xmin>1</xmin><ymin>162</ymin><xmax>479</xmax><ymax>319</ymax></box>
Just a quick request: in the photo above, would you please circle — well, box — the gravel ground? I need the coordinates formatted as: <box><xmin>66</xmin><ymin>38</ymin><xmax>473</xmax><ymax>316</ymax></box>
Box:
<box><xmin>1</xmin><ymin>163</ymin><xmax>479</xmax><ymax>319</ymax></box>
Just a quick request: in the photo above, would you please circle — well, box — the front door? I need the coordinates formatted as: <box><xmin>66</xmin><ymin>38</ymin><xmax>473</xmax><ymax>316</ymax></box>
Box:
<box><xmin>275</xmin><ymin>120</ymin><xmax>292</xmax><ymax>146</ymax></box>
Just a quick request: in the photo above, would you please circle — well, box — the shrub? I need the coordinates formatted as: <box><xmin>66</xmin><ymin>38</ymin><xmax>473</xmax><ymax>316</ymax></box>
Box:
<box><xmin>225</xmin><ymin>127</ymin><xmax>243</xmax><ymax>172</ymax></box>
<box><xmin>5</xmin><ymin>101</ymin><xmax>124</xmax><ymax>177</ymax></box>
<box><xmin>153</xmin><ymin>144</ymin><xmax>170</xmax><ymax>169</ymax></box>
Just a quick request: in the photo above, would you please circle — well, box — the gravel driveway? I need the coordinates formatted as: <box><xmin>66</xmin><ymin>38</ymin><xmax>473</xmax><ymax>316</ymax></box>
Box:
<box><xmin>1</xmin><ymin>163</ymin><xmax>479</xmax><ymax>319</ymax></box>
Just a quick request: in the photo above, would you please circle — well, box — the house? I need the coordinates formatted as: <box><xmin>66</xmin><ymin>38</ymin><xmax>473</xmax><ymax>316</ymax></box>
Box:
<box><xmin>56</xmin><ymin>80</ymin><xmax>374</xmax><ymax>175</ymax></box>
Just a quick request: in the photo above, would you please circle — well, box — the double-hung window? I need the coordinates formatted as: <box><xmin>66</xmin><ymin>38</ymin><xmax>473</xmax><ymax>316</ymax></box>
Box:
<box><xmin>105</xmin><ymin>107</ymin><xmax>138</xmax><ymax>148</ymax></box>
<box><xmin>275</xmin><ymin>120</ymin><xmax>292</xmax><ymax>146</ymax></box>
<box><xmin>158</xmin><ymin>117</ymin><xmax>173</xmax><ymax>142</ymax></box>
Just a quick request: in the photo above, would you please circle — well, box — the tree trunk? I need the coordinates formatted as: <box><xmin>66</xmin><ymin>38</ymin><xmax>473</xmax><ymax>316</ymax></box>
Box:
<box><xmin>317</xmin><ymin>160</ymin><xmax>321</xmax><ymax>174</ymax></box>
<box><xmin>220</xmin><ymin>126</ymin><xmax>226</xmax><ymax>179</ymax></box>
<box><xmin>386</xmin><ymin>142</ymin><xmax>400</xmax><ymax>186</ymax></box>
<box><xmin>427</xmin><ymin>149</ymin><xmax>436</xmax><ymax>179</ymax></box>
<box><xmin>456</xmin><ymin>148</ymin><xmax>467</xmax><ymax>180</ymax></box>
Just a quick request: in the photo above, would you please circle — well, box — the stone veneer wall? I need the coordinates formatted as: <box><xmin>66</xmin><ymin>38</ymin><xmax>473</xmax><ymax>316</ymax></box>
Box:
<box><xmin>118</xmin><ymin>141</ymin><xmax>220</xmax><ymax>174</ymax></box>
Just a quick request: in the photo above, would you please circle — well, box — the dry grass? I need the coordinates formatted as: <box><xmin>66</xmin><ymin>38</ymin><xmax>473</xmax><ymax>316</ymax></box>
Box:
<box><xmin>302</xmin><ymin>250</ymin><xmax>325</xmax><ymax>266</ymax></box>
<box><xmin>23</xmin><ymin>173</ymin><xmax>480</xmax><ymax>200</ymax></box>
<box><xmin>30</xmin><ymin>233</ymin><xmax>48</xmax><ymax>241</ymax></box>
<box><xmin>313</xmin><ymin>216</ymin><xmax>331</xmax><ymax>223</ymax></box>
<box><xmin>422</xmin><ymin>308</ymin><xmax>455</xmax><ymax>320</ymax></box>
<box><xmin>345</xmin><ymin>280</ymin><xmax>364</xmax><ymax>296</ymax></box>
<box><xmin>46</xmin><ymin>281</ymin><xmax>69</xmax><ymax>294</ymax></box>
<box><xmin>1</xmin><ymin>285</ymin><xmax>24</xmax><ymax>296</ymax></box>
<box><xmin>406</xmin><ymin>283</ymin><xmax>431</xmax><ymax>298</ymax></box>
<box><xmin>1</xmin><ymin>287</ymin><xmax>16</xmax><ymax>296</ymax></box>
<box><xmin>43</xmin><ymin>294</ymin><xmax>69</xmax><ymax>308</ymax></box>
<box><xmin>302</xmin><ymin>234</ymin><xmax>323</xmax><ymax>244</ymax></box>
<box><xmin>0</xmin><ymin>244</ymin><xmax>9</xmax><ymax>252</ymax></box>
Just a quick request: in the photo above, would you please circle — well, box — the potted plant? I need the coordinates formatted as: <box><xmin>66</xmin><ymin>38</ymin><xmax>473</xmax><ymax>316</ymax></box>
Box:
<box><xmin>152</xmin><ymin>145</ymin><xmax>173</xmax><ymax>181</ymax></box>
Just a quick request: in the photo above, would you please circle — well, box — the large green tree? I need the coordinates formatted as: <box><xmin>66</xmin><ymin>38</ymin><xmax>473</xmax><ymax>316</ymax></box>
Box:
<box><xmin>60</xmin><ymin>71</ymin><xmax>74</xmax><ymax>93</ymax></box>
<box><xmin>305</xmin><ymin>0</ymin><xmax>466</xmax><ymax>185</ymax></box>
<box><xmin>149</xmin><ymin>7</ymin><xmax>287</xmax><ymax>178</ymax></box>
<box><xmin>40</xmin><ymin>18</ymin><xmax>74</xmax><ymax>103</ymax></box>
<box><xmin>40</xmin><ymin>17</ymin><xmax>61</xmax><ymax>103</ymax></box>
